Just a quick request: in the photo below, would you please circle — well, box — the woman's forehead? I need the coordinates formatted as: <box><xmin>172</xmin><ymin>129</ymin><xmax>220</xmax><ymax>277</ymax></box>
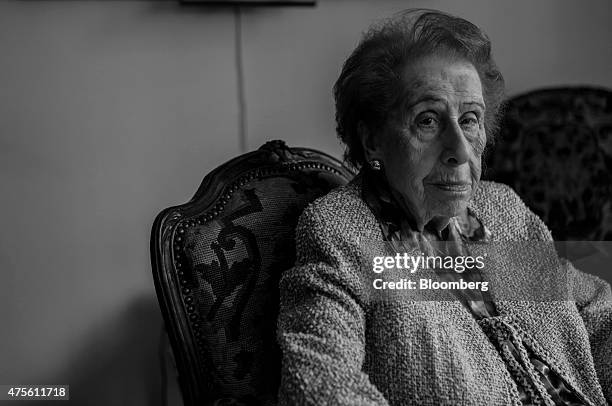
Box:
<box><xmin>402</xmin><ymin>56</ymin><xmax>484</xmax><ymax>106</ymax></box>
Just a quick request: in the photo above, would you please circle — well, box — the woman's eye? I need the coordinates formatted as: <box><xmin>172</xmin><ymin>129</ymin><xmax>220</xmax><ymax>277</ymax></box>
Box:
<box><xmin>460</xmin><ymin>113</ymin><xmax>479</xmax><ymax>131</ymax></box>
<box><xmin>421</xmin><ymin>117</ymin><xmax>435</xmax><ymax>125</ymax></box>
<box><xmin>416</xmin><ymin>114</ymin><xmax>439</xmax><ymax>131</ymax></box>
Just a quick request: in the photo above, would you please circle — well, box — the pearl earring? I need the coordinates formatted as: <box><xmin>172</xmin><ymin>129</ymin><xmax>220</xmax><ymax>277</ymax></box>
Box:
<box><xmin>370</xmin><ymin>159</ymin><xmax>382</xmax><ymax>171</ymax></box>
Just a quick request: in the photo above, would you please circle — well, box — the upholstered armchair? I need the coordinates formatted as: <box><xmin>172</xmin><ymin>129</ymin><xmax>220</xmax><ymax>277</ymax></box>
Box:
<box><xmin>151</xmin><ymin>140</ymin><xmax>355</xmax><ymax>406</ymax></box>
<box><xmin>484</xmin><ymin>86</ymin><xmax>612</xmax><ymax>241</ymax></box>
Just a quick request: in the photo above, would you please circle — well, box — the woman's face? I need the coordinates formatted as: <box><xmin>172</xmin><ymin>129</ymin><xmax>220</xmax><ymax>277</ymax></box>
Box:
<box><xmin>367</xmin><ymin>54</ymin><xmax>486</xmax><ymax>230</ymax></box>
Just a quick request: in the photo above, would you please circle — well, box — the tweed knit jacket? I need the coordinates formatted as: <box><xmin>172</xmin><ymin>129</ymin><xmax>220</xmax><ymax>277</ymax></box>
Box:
<box><xmin>276</xmin><ymin>178</ymin><xmax>612</xmax><ymax>406</ymax></box>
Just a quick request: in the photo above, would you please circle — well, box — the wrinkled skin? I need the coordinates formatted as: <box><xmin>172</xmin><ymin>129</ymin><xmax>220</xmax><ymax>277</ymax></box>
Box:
<box><xmin>361</xmin><ymin>54</ymin><xmax>487</xmax><ymax>232</ymax></box>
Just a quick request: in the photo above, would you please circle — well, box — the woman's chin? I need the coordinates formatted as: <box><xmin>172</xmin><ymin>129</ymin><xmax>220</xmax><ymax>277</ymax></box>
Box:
<box><xmin>428</xmin><ymin>199</ymin><xmax>470</xmax><ymax>219</ymax></box>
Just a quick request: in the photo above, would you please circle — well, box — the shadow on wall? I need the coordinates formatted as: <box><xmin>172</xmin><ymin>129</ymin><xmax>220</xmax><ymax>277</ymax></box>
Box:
<box><xmin>23</xmin><ymin>296</ymin><xmax>163</xmax><ymax>406</ymax></box>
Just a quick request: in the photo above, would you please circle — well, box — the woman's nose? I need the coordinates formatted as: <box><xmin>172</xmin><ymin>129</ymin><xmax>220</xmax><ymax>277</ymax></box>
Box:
<box><xmin>441</xmin><ymin>121</ymin><xmax>470</xmax><ymax>166</ymax></box>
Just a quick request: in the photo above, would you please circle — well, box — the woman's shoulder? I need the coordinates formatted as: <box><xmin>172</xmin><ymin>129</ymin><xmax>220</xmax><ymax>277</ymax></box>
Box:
<box><xmin>297</xmin><ymin>177</ymin><xmax>379</xmax><ymax>241</ymax></box>
<box><xmin>472</xmin><ymin>180</ymin><xmax>525</xmax><ymax>210</ymax></box>
<box><xmin>471</xmin><ymin>180</ymin><xmax>552</xmax><ymax>241</ymax></box>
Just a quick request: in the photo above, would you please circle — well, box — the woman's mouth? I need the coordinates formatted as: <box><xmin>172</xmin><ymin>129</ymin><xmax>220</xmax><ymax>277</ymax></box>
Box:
<box><xmin>429</xmin><ymin>182</ymin><xmax>472</xmax><ymax>193</ymax></box>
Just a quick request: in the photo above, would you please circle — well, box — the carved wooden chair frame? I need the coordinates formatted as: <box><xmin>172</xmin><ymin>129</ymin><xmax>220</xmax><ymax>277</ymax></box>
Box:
<box><xmin>150</xmin><ymin>140</ymin><xmax>355</xmax><ymax>405</ymax></box>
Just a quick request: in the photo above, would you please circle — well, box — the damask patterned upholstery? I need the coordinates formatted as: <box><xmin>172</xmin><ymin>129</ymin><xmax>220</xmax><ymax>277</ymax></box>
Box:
<box><xmin>484</xmin><ymin>87</ymin><xmax>612</xmax><ymax>240</ymax></box>
<box><xmin>151</xmin><ymin>140</ymin><xmax>355</xmax><ymax>406</ymax></box>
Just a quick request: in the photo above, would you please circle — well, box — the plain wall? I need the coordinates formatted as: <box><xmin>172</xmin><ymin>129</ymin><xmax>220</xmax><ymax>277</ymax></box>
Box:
<box><xmin>1</xmin><ymin>1</ymin><xmax>611</xmax><ymax>405</ymax></box>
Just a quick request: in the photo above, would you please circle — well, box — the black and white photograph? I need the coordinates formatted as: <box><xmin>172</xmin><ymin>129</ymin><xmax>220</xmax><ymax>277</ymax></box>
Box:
<box><xmin>1</xmin><ymin>1</ymin><xmax>611</xmax><ymax>405</ymax></box>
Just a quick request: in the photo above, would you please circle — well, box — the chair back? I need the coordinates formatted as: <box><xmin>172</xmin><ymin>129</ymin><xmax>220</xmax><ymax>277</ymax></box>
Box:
<box><xmin>484</xmin><ymin>87</ymin><xmax>612</xmax><ymax>240</ymax></box>
<box><xmin>151</xmin><ymin>140</ymin><xmax>355</xmax><ymax>405</ymax></box>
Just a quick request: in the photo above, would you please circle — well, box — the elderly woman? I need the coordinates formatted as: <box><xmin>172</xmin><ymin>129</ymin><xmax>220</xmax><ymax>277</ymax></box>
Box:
<box><xmin>276</xmin><ymin>9</ymin><xmax>612</xmax><ymax>406</ymax></box>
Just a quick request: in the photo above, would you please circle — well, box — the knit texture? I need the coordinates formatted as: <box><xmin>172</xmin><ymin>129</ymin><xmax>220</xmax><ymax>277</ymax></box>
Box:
<box><xmin>277</xmin><ymin>178</ymin><xmax>612</xmax><ymax>406</ymax></box>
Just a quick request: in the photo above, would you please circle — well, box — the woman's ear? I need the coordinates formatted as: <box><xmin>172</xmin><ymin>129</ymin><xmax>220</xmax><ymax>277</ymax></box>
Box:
<box><xmin>358</xmin><ymin>121</ymin><xmax>382</xmax><ymax>162</ymax></box>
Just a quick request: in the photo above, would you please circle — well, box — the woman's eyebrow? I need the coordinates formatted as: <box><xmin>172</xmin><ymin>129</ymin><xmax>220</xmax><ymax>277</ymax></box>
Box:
<box><xmin>462</xmin><ymin>101</ymin><xmax>486</xmax><ymax>109</ymax></box>
<box><xmin>406</xmin><ymin>95</ymin><xmax>445</xmax><ymax>109</ymax></box>
<box><xmin>404</xmin><ymin>96</ymin><xmax>485</xmax><ymax>110</ymax></box>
